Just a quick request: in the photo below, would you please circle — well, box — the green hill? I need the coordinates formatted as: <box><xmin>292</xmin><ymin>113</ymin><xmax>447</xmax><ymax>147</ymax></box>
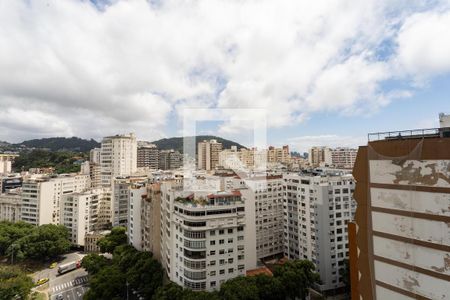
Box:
<box><xmin>14</xmin><ymin>137</ymin><xmax>100</xmax><ymax>152</ymax></box>
<box><xmin>151</xmin><ymin>135</ymin><xmax>246</xmax><ymax>153</ymax></box>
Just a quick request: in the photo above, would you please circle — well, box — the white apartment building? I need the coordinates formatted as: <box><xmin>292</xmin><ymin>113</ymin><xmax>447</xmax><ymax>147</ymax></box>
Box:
<box><xmin>60</xmin><ymin>188</ymin><xmax>111</xmax><ymax>246</ymax></box>
<box><xmin>197</xmin><ymin>140</ymin><xmax>223</xmax><ymax>171</ymax></box>
<box><xmin>331</xmin><ymin>148</ymin><xmax>358</xmax><ymax>169</ymax></box>
<box><xmin>0</xmin><ymin>189</ymin><xmax>21</xmax><ymax>222</ymax></box>
<box><xmin>90</xmin><ymin>148</ymin><xmax>101</xmax><ymax>164</ymax></box>
<box><xmin>309</xmin><ymin>147</ymin><xmax>332</xmax><ymax>167</ymax></box>
<box><xmin>128</xmin><ymin>183</ymin><xmax>147</xmax><ymax>251</ymax></box>
<box><xmin>100</xmin><ymin>133</ymin><xmax>137</xmax><ymax>187</ymax></box>
<box><xmin>230</xmin><ymin>176</ymin><xmax>285</xmax><ymax>260</ymax></box>
<box><xmin>112</xmin><ymin>175</ymin><xmax>148</xmax><ymax>228</ymax></box>
<box><xmin>160</xmin><ymin>180</ymin><xmax>257</xmax><ymax>291</ymax></box>
<box><xmin>284</xmin><ymin>172</ymin><xmax>356</xmax><ymax>292</ymax></box>
<box><xmin>21</xmin><ymin>174</ymin><xmax>90</xmax><ymax>226</ymax></box>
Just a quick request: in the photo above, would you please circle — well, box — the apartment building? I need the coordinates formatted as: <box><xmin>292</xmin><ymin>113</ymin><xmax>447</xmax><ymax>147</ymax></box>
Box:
<box><xmin>90</xmin><ymin>148</ymin><xmax>101</xmax><ymax>164</ymax></box>
<box><xmin>137</xmin><ymin>143</ymin><xmax>159</xmax><ymax>169</ymax></box>
<box><xmin>267</xmin><ymin>145</ymin><xmax>290</xmax><ymax>164</ymax></box>
<box><xmin>160</xmin><ymin>180</ymin><xmax>257</xmax><ymax>291</ymax></box>
<box><xmin>349</xmin><ymin>124</ymin><xmax>450</xmax><ymax>300</ymax></box>
<box><xmin>112</xmin><ymin>175</ymin><xmax>147</xmax><ymax>228</ymax></box>
<box><xmin>89</xmin><ymin>163</ymin><xmax>101</xmax><ymax>188</ymax></box>
<box><xmin>198</xmin><ymin>140</ymin><xmax>223</xmax><ymax>171</ymax></box>
<box><xmin>21</xmin><ymin>174</ymin><xmax>90</xmax><ymax>226</ymax></box>
<box><xmin>0</xmin><ymin>153</ymin><xmax>18</xmax><ymax>175</ymax></box>
<box><xmin>231</xmin><ymin>176</ymin><xmax>285</xmax><ymax>260</ymax></box>
<box><xmin>0</xmin><ymin>174</ymin><xmax>22</xmax><ymax>193</ymax></box>
<box><xmin>284</xmin><ymin>171</ymin><xmax>356</xmax><ymax>293</ymax></box>
<box><xmin>159</xmin><ymin>150</ymin><xmax>183</xmax><ymax>170</ymax></box>
<box><xmin>142</xmin><ymin>183</ymin><xmax>162</xmax><ymax>261</ymax></box>
<box><xmin>309</xmin><ymin>146</ymin><xmax>332</xmax><ymax>167</ymax></box>
<box><xmin>100</xmin><ymin>133</ymin><xmax>137</xmax><ymax>187</ymax></box>
<box><xmin>60</xmin><ymin>188</ymin><xmax>111</xmax><ymax>246</ymax></box>
<box><xmin>127</xmin><ymin>183</ymin><xmax>147</xmax><ymax>251</ymax></box>
<box><xmin>219</xmin><ymin>146</ymin><xmax>290</xmax><ymax>171</ymax></box>
<box><xmin>331</xmin><ymin>148</ymin><xmax>358</xmax><ymax>169</ymax></box>
<box><xmin>0</xmin><ymin>189</ymin><xmax>21</xmax><ymax>222</ymax></box>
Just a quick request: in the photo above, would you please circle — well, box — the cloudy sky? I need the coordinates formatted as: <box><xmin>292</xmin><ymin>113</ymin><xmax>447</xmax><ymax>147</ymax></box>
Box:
<box><xmin>1</xmin><ymin>0</ymin><xmax>449</xmax><ymax>152</ymax></box>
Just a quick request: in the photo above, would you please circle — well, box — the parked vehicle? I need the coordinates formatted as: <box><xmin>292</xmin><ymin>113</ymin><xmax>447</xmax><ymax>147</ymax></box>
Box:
<box><xmin>35</xmin><ymin>278</ymin><xmax>49</xmax><ymax>286</ymax></box>
<box><xmin>57</xmin><ymin>260</ymin><xmax>81</xmax><ymax>275</ymax></box>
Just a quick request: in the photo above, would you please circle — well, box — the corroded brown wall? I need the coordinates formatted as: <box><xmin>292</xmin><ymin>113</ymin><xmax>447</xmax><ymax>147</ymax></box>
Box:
<box><xmin>352</xmin><ymin>137</ymin><xmax>450</xmax><ymax>300</ymax></box>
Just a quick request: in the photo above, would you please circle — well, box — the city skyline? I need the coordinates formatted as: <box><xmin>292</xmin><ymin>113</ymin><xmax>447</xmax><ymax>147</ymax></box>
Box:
<box><xmin>0</xmin><ymin>0</ymin><xmax>449</xmax><ymax>151</ymax></box>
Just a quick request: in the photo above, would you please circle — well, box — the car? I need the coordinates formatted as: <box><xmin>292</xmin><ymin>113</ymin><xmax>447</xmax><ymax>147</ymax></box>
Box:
<box><xmin>49</xmin><ymin>262</ymin><xmax>57</xmax><ymax>269</ymax></box>
<box><xmin>56</xmin><ymin>294</ymin><xmax>64</xmax><ymax>300</ymax></box>
<box><xmin>35</xmin><ymin>278</ymin><xmax>49</xmax><ymax>286</ymax></box>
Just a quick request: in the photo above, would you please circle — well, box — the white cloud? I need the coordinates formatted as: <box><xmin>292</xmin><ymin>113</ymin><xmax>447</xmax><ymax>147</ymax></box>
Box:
<box><xmin>396</xmin><ymin>9</ymin><xmax>450</xmax><ymax>81</ymax></box>
<box><xmin>0</xmin><ymin>0</ymin><xmax>449</xmax><ymax>142</ymax></box>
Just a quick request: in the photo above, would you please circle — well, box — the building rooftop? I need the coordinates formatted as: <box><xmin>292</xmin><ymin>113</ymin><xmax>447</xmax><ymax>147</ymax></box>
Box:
<box><xmin>368</xmin><ymin>127</ymin><xmax>450</xmax><ymax>142</ymax></box>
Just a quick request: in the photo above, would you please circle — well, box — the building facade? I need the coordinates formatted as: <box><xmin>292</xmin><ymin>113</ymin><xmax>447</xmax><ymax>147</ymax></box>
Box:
<box><xmin>0</xmin><ymin>189</ymin><xmax>21</xmax><ymax>222</ymax></box>
<box><xmin>0</xmin><ymin>154</ymin><xmax>18</xmax><ymax>175</ymax></box>
<box><xmin>198</xmin><ymin>140</ymin><xmax>223</xmax><ymax>171</ymax></box>
<box><xmin>142</xmin><ymin>183</ymin><xmax>162</xmax><ymax>261</ymax></box>
<box><xmin>350</xmin><ymin>126</ymin><xmax>450</xmax><ymax>300</ymax></box>
<box><xmin>284</xmin><ymin>172</ymin><xmax>356</xmax><ymax>292</ymax></box>
<box><xmin>160</xmin><ymin>181</ymin><xmax>257</xmax><ymax>291</ymax></box>
<box><xmin>309</xmin><ymin>147</ymin><xmax>332</xmax><ymax>167</ymax></box>
<box><xmin>21</xmin><ymin>174</ymin><xmax>90</xmax><ymax>226</ymax></box>
<box><xmin>100</xmin><ymin>133</ymin><xmax>137</xmax><ymax>187</ymax></box>
<box><xmin>331</xmin><ymin>148</ymin><xmax>358</xmax><ymax>169</ymax></box>
<box><xmin>137</xmin><ymin>144</ymin><xmax>159</xmax><ymax>169</ymax></box>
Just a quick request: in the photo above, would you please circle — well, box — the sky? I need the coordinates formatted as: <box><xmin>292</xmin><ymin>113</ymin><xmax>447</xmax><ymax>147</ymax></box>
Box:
<box><xmin>0</xmin><ymin>0</ymin><xmax>449</xmax><ymax>152</ymax></box>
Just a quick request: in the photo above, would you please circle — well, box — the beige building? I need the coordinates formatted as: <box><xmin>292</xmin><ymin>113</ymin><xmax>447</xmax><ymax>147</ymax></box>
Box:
<box><xmin>331</xmin><ymin>147</ymin><xmax>358</xmax><ymax>169</ymax></box>
<box><xmin>0</xmin><ymin>189</ymin><xmax>21</xmax><ymax>222</ymax></box>
<box><xmin>309</xmin><ymin>146</ymin><xmax>332</xmax><ymax>167</ymax></box>
<box><xmin>219</xmin><ymin>146</ymin><xmax>290</xmax><ymax>171</ymax></box>
<box><xmin>198</xmin><ymin>140</ymin><xmax>222</xmax><ymax>171</ymax></box>
<box><xmin>85</xmin><ymin>230</ymin><xmax>110</xmax><ymax>253</ymax></box>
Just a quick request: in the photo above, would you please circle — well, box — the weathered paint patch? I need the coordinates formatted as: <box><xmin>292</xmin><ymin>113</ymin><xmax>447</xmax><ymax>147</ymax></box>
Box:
<box><xmin>370</xmin><ymin>160</ymin><xmax>450</xmax><ymax>187</ymax></box>
<box><xmin>372</xmin><ymin>211</ymin><xmax>450</xmax><ymax>245</ymax></box>
<box><xmin>373</xmin><ymin>236</ymin><xmax>450</xmax><ymax>275</ymax></box>
<box><xmin>374</xmin><ymin>260</ymin><xmax>449</xmax><ymax>299</ymax></box>
<box><xmin>371</xmin><ymin>188</ymin><xmax>450</xmax><ymax>216</ymax></box>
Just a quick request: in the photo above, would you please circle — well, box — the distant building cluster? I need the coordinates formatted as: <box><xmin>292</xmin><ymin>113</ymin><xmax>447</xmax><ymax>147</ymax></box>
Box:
<box><xmin>1</xmin><ymin>113</ymin><xmax>448</xmax><ymax>298</ymax></box>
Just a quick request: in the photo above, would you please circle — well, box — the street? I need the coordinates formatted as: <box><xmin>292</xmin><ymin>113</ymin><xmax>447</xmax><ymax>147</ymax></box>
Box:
<box><xmin>32</xmin><ymin>251</ymin><xmax>89</xmax><ymax>300</ymax></box>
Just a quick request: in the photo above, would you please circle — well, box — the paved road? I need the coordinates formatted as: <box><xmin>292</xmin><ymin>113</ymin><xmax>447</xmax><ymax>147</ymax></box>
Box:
<box><xmin>48</xmin><ymin>267</ymin><xmax>88</xmax><ymax>300</ymax></box>
<box><xmin>32</xmin><ymin>252</ymin><xmax>89</xmax><ymax>300</ymax></box>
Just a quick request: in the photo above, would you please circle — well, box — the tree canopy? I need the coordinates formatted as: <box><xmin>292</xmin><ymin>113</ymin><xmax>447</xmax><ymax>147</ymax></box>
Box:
<box><xmin>12</xmin><ymin>149</ymin><xmax>87</xmax><ymax>173</ymax></box>
<box><xmin>97</xmin><ymin>226</ymin><xmax>128</xmax><ymax>253</ymax></box>
<box><xmin>0</xmin><ymin>222</ymin><xmax>71</xmax><ymax>262</ymax></box>
<box><xmin>0</xmin><ymin>265</ymin><xmax>34</xmax><ymax>300</ymax></box>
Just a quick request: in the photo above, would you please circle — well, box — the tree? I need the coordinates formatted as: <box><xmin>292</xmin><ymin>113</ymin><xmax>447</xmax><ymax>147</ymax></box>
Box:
<box><xmin>219</xmin><ymin>276</ymin><xmax>259</xmax><ymax>300</ymax></box>
<box><xmin>153</xmin><ymin>283</ymin><xmax>220</xmax><ymax>300</ymax></box>
<box><xmin>83</xmin><ymin>265</ymin><xmax>126</xmax><ymax>300</ymax></box>
<box><xmin>254</xmin><ymin>275</ymin><xmax>285</xmax><ymax>300</ymax></box>
<box><xmin>12</xmin><ymin>224</ymin><xmax>71</xmax><ymax>260</ymax></box>
<box><xmin>0</xmin><ymin>266</ymin><xmax>34</xmax><ymax>300</ymax></box>
<box><xmin>97</xmin><ymin>227</ymin><xmax>127</xmax><ymax>253</ymax></box>
<box><xmin>0</xmin><ymin>221</ymin><xmax>34</xmax><ymax>256</ymax></box>
<box><xmin>81</xmin><ymin>254</ymin><xmax>110</xmax><ymax>275</ymax></box>
<box><xmin>273</xmin><ymin>260</ymin><xmax>320</xmax><ymax>300</ymax></box>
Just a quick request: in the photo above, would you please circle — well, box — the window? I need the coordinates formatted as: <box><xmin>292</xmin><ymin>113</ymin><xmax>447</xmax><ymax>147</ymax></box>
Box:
<box><xmin>238</xmin><ymin>265</ymin><xmax>245</xmax><ymax>270</ymax></box>
<box><xmin>238</xmin><ymin>255</ymin><xmax>244</xmax><ymax>260</ymax></box>
<box><xmin>210</xmin><ymin>250</ymin><xmax>216</xmax><ymax>255</ymax></box>
<box><xmin>219</xmin><ymin>239</ymin><xmax>225</xmax><ymax>244</ymax></box>
<box><xmin>228</xmin><ymin>258</ymin><xmax>233</xmax><ymax>263</ymax></box>
<box><xmin>210</xmin><ymin>271</ymin><xmax>216</xmax><ymax>276</ymax></box>
<box><xmin>210</xmin><ymin>260</ymin><xmax>216</xmax><ymax>266</ymax></box>
<box><xmin>220</xmin><ymin>269</ymin><xmax>225</xmax><ymax>275</ymax></box>
<box><xmin>219</xmin><ymin>229</ymin><xmax>225</xmax><ymax>235</ymax></box>
<box><xmin>219</xmin><ymin>259</ymin><xmax>225</xmax><ymax>265</ymax></box>
<box><xmin>210</xmin><ymin>230</ymin><xmax>216</xmax><ymax>236</ymax></box>
<box><xmin>228</xmin><ymin>268</ymin><xmax>234</xmax><ymax>273</ymax></box>
<box><xmin>228</xmin><ymin>238</ymin><xmax>233</xmax><ymax>243</ymax></box>
<box><xmin>238</xmin><ymin>236</ymin><xmax>244</xmax><ymax>241</ymax></box>
<box><xmin>228</xmin><ymin>228</ymin><xmax>233</xmax><ymax>234</ymax></box>
<box><xmin>211</xmin><ymin>281</ymin><xmax>216</xmax><ymax>287</ymax></box>
<box><xmin>210</xmin><ymin>240</ymin><xmax>216</xmax><ymax>246</ymax></box>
